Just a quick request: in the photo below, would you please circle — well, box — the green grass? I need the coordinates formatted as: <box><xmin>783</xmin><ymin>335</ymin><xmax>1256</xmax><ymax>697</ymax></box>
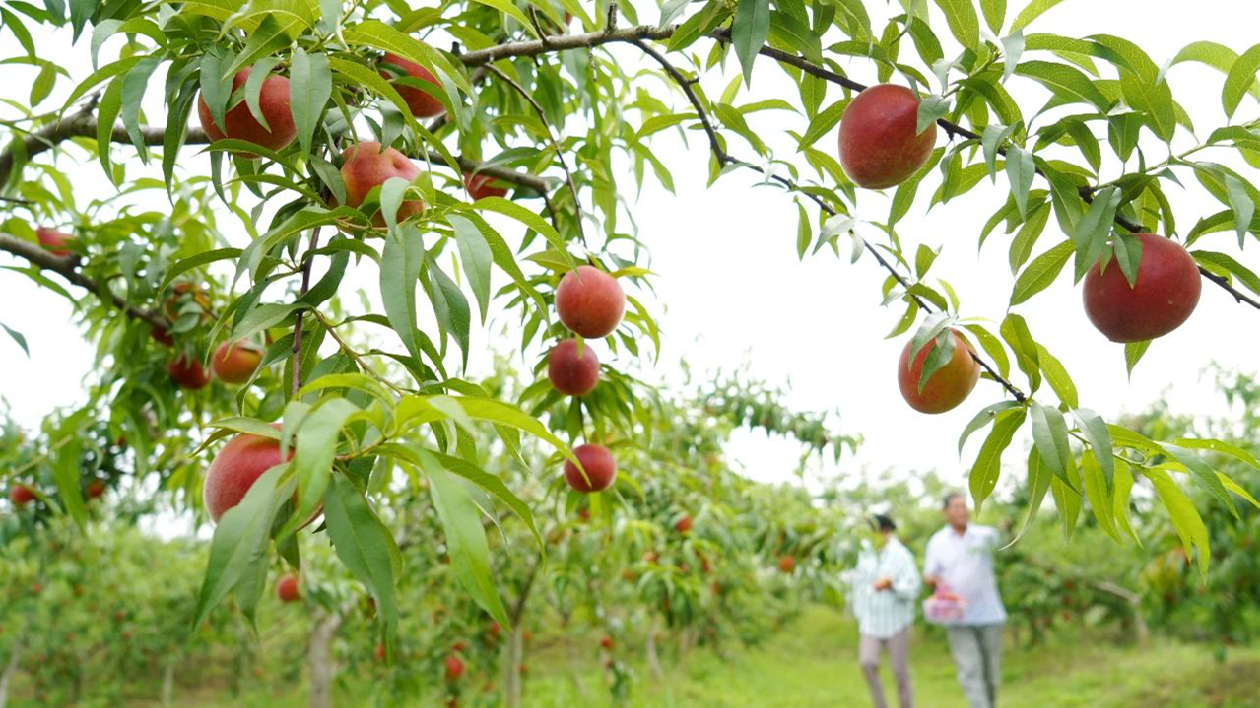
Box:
<box><xmin>521</xmin><ymin>606</ymin><xmax>1260</xmax><ymax>708</ymax></box>
<box><xmin>74</xmin><ymin>606</ymin><xmax>1260</xmax><ymax>707</ymax></box>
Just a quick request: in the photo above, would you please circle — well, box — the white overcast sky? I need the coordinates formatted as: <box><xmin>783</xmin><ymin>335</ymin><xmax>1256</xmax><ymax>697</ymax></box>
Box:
<box><xmin>1</xmin><ymin>0</ymin><xmax>1258</xmax><ymax>506</ymax></box>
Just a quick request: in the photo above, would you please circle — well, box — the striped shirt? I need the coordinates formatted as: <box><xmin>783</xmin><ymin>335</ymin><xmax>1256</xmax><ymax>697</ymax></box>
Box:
<box><xmin>849</xmin><ymin>536</ymin><xmax>921</xmax><ymax>638</ymax></box>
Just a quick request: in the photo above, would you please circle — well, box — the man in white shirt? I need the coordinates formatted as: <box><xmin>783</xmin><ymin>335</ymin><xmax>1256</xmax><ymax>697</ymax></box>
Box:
<box><xmin>923</xmin><ymin>494</ymin><xmax>1007</xmax><ymax>708</ymax></box>
<box><xmin>850</xmin><ymin>514</ymin><xmax>920</xmax><ymax>708</ymax></box>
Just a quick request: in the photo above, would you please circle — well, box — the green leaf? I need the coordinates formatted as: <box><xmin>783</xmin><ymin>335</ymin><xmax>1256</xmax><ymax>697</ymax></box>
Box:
<box><xmin>242</xmin><ymin>56</ymin><xmax>280</xmax><ymax>131</ymax></box>
<box><xmin>289</xmin><ymin>48</ymin><xmax>331</xmax><ymax>159</ymax></box>
<box><xmin>472</xmin><ymin>197</ymin><xmax>571</xmax><ymax>259</ymax></box>
<box><xmin>969</xmin><ymin>407</ymin><xmax>1027</xmax><ymax>509</ymax></box>
<box><xmin>1010</xmin><ymin>239</ymin><xmax>1072</xmax><ymax>306</ymax></box>
<box><xmin>1168</xmin><ymin>41</ymin><xmax>1260</xmax><ymax>102</ymax></box>
<box><xmin>424</xmin><ymin>464</ymin><xmax>511</xmax><ymax>628</ymax></box>
<box><xmin>1112</xmin><ymin>459</ymin><xmax>1139</xmax><ymax>542</ymax></box>
<box><xmin>795</xmin><ymin>201</ymin><xmax>812</xmax><ymax>259</ymax></box>
<box><xmin>982</xmin><ymin>124</ymin><xmax>1015</xmax><ymax>182</ymax></box>
<box><xmin>1005</xmin><ymin>145</ymin><xmax>1034</xmax><ymax>217</ymax></box>
<box><xmin>1070</xmin><ymin>407</ymin><xmax>1113</xmax><ymax>481</ymax></box>
<box><xmin>1145</xmin><ymin>467</ymin><xmax>1210</xmax><ymax>574</ymax></box>
<box><xmin>979</xmin><ymin>0</ymin><xmax>1006</xmax><ymax>33</ymax></box>
<box><xmin>293</xmin><ymin>398</ymin><xmax>360</xmax><ymax>530</ymax></box>
<box><xmin>447</xmin><ymin>215</ymin><xmax>493</xmax><ymax>323</ymax></box>
<box><xmin>1010</xmin><ymin>0</ymin><xmax>1070</xmax><ymax>33</ymax></box>
<box><xmin>468</xmin><ymin>0</ymin><xmax>536</xmax><ymax>37</ymax></box>
<box><xmin>161</xmin><ymin>248</ymin><xmax>242</xmax><ymax>291</ymax></box>
<box><xmin>441</xmin><ymin>396</ymin><xmax>575</xmax><ymax>465</ymax></box>
<box><xmin>958</xmin><ymin>400</ymin><xmax>1022</xmax><ymax>455</ymax></box>
<box><xmin>916</xmin><ymin>94</ymin><xmax>951</xmax><ymax>134</ymax></box>
<box><xmin>232</xmin><ymin>302</ymin><xmax>299</xmax><ymax>342</ymax></box>
<box><xmin>1224</xmin><ymin>173</ymin><xmax>1254</xmax><ymax>248</ymax></box>
<box><xmin>1048</xmin><ymin>459</ymin><xmax>1082</xmax><ymax>539</ymax></box>
<box><xmin>890</xmin><ymin>148</ymin><xmax>945</xmax><ymax>228</ymax></box>
<box><xmin>1008</xmin><ymin>200</ymin><xmax>1051</xmax><ymax>273</ymax></box>
<box><xmin>1192</xmin><ymin>251</ymin><xmax>1260</xmax><ymax>297</ymax></box>
<box><xmin>427</xmin><ymin>258</ymin><xmax>472</xmax><ymax>371</ymax></box>
<box><xmin>731</xmin><ymin>0</ymin><xmax>770</xmax><ymax>86</ymax></box>
<box><xmin>931</xmin><ymin>0</ymin><xmax>980</xmax><ymax>50</ymax></box>
<box><xmin>192</xmin><ymin>463</ymin><xmax>290</xmax><ymax>630</ymax></box>
<box><xmin>1170</xmin><ymin>437</ymin><xmax>1260</xmax><ymax>472</ymax></box>
<box><xmin>915</xmin><ymin>244</ymin><xmax>939</xmax><ymax>279</ymax></box>
<box><xmin>1124</xmin><ymin>340</ymin><xmax>1150</xmax><ymax>376</ymax></box>
<box><xmin>1001</xmin><ymin>30</ymin><xmax>1024</xmax><ymax>81</ymax></box>
<box><xmin>1072</xmin><ymin>186</ymin><xmax>1119</xmax><ymax>282</ymax></box>
<box><xmin>379</xmin><ymin>226</ymin><xmax>425</xmax><ymax>364</ymax></box>
<box><xmin>1034</xmin><ymin>344</ymin><xmax>1077</xmax><ymax>408</ymax></box>
<box><xmin>344</xmin><ymin>21</ymin><xmax>469</xmax><ymax>94</ymax></box>
<box><xmin>1</xmin><ymin>322</ymin><xmax>28</xmax><ymax>356</ymax></box>
<box><xmin>1080</xmin><ymin>450</ymin><xmax>1118</xmax><ymax>540</ymax></box>
<box><xmin>119</xmin><ymin>56</ymin><xmax>161</xmax><ymax>161</ymax></box>
<box><xmin>962</xmin><ymin>323</ymin><xmax>1010</xmax><ymax>378</ymax></box>
<box><xmin>1222</xmin><ymin>43</ymin><xmax>1260</xmax><ymax>118</ymax></box>
<box><xmin>323</xmin><ymin>475</ymin><xmax>399</xmax><ymax>648</ymax></box>
<box><xmin>224</xmin><ymin>15</ymin><xmax>292</xmax><ymax>80</ymax></box>
<box><xmin>1029</xmin><ymin>401</ymin><xmax>1070</xmax><ymax>482</ymax></box>
<box><xmin>1000</xmin><ymin>313</ymin><xmax>1041</xmax><ymax>393</ymax></box>
<box><xmin>798</xmin><ymin>99</ymin><xmax>847</xmax><ymax>148</ymax></box>
<box><xmin>1164</xmin><ymin>444</ymin><xmax>1239</xmax><ymax>518</ymax></box>
<box><xmin>425</xmin><ymin>449</ymin><xmax>542</xmax><ymax>548</ymax></box>
<box><xmin>908</xmin><ymin>311</ymin><xmax>952</xmax><ymax>363</ymax></box>
<box><xmin>1015</xmin><ymin>60</ymin><xmax>1110</xmax><ymax>110</ymax></box>
<box><xmin>917</xmin><ymin>329</ymin><xmax>957</xmax><ymax>394</ymax></box>
<box><xmin>1008</xmin><ymin>445</ymin><xmax>1052</xmax><ymax>546</ymax></box>
<box><xmin>52</xmin><ymin>438</ymin><xmax>87</xmax><ymax>529</ymax></box>
<box><xmin>1111</xmin><ymin>230</ymin><xmax>1143</xmax><ymax>288</ymax></box>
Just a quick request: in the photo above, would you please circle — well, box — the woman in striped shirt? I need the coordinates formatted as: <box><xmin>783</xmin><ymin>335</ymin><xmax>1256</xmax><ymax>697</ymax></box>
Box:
<box><xmin>850</xmin><ymin>514</ymin><xmax>921</xmax><ymax>708</ymax></box>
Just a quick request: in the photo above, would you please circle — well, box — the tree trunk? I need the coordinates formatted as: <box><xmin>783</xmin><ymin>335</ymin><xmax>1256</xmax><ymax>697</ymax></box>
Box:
<box><xmin>308</xmin><ymin>610</ymin><xmax>346</xmax><ymax>708</ymax></box>
<box><xmin>645</xmin><ymin>618</ymin><xmax>663</xmax><ymax>682</ymax></box>
<box><xmin>161</xmin><ymin>658</ymin><xmax>176</xmax><ymax>707</ymax></box>
<box><xmin>0</xmin><ymin>633</ymin><xmax>23</xmax><ymax>708</ymax></box>
<box><xmin>501</xmin><ymin>627</ymin><xmax>524</xmax><ymax>708</ymax></box>
<box><xmin>564</xmin><ymin>631</ymin><xmax>585</xmax><ymax>698</ymax></box>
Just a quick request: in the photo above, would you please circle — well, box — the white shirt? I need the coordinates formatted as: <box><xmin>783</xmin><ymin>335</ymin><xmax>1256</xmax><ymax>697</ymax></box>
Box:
<box><xmin>849</xmin><ymin>536</ymin><xmax>921</xmax><ymax>638</ymax></box>
<box><xmin>923</xmin><ymin>524</ymin><xmax>1007</xmax><ymax>626</ymax></box>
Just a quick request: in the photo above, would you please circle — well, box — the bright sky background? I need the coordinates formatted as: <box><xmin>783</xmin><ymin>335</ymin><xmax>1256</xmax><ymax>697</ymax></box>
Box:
<box><xmin>1</xmin><ymin>0</ymin><xmax>1258</xmax><ymax>515</ymax></box>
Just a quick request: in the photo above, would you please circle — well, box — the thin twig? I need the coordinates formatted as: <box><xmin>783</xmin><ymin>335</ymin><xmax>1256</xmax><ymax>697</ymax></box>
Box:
<box><xmin>484</xmin><ymin>63</ymin><xmax>586</xmax><ymax>244</ymax></box>
<box><xmin>290</xmin><ymin>225</ymin><xmax>322</xmax><ymax>398</ymax></box>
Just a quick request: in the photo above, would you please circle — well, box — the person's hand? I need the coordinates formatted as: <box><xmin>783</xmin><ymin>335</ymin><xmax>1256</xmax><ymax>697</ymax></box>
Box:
<box><xmin>924</xmin><ymin>574</ymin><xmax>940</xmax><ymax>587</ymax></box>
<box><xmin>873</xmin><ymin>577</ymin><xmax>893</xmax><ymax>591</ymax></box>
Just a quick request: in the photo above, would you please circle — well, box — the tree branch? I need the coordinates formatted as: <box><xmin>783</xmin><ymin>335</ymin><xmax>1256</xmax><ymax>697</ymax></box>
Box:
<box><xmin>0</xmin><ymin>232</ymin><xmax>165</xmax><ymax>328</ymax></box>
<box><xmin>631</xmin><ymin>39</ymin><xmax>1027</xmax><ymax>402</ymax></box>
<box><xmin>0</xmin><ymin>113</ymin><xmax>544</xmax><ymax>192</ymax></box>
<box><xmin>462</xmin><ymin>24</ymin><xmax>1255</xmax><ymax>312</ymax></box>
<box><xmin>291</xmin><ymin>224</ymin><xmax>323</xmax><ymax>398</ymax></box>
<box><xmin>3</xmin><ymin>26</ymin><xmax>1254</xmax><ymax>318</ymax></box>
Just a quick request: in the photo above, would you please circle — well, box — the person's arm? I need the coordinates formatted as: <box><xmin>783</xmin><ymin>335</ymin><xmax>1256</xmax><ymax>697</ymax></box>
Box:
<box><xmin>922</xmin><ymin>535</ymin><xmax>942</xmax><ymax>588</ymax></box>
<box><xmin>891</xmin><ymin>547</ymin><xmax>921</xmax><ymax>601</ymax></box>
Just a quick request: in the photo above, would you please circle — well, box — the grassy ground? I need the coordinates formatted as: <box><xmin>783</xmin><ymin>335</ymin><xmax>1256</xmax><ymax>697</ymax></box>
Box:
<box><xmin>518</xmin><ymin>606</ymin><xmax>1260</xmax><ymax>708</ymax></box>
<box><xmin>165</xmin><ymin>605</ymin><xmax>1260</xmax><ymax>708</ymax></box>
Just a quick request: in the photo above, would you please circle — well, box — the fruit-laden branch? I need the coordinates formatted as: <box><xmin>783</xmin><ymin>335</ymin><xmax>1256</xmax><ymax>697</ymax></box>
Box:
<box><xmin>629</xmin><ymin>38</ymin><xmax>1028</xmax><ymax>403</ymax></box>
<box><xmin>0</xmin><ymin>110</ymin><xmax>550</xmax><ymax>193</ymax></box>
<box><xmin>3</xmin><ymin>27</ymin><xmax>1253</xmax><ymax>313</ymax></box>
<box><xmin>0</xmin><ymin>232</ymin><xmax>166</xmax><ymax>328</ymax></box>
<box><xmin>462</xmin><ymin>24</ymin><xmax>1260</xmax><ymax>313</ymax></box>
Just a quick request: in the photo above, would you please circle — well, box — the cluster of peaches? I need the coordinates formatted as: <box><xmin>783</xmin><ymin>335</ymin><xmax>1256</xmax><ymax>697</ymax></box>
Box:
<box><xmin>837</xmin><ymin>85</ymin><xmax>1201</xmax><ymax>415</ymax></box>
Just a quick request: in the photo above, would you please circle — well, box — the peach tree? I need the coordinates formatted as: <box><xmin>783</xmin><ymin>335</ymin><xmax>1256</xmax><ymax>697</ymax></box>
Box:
<box><xmin>1</xmin><ymin>0</ymin><xmax>1258</xmax><ymax>666</ymax></box>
